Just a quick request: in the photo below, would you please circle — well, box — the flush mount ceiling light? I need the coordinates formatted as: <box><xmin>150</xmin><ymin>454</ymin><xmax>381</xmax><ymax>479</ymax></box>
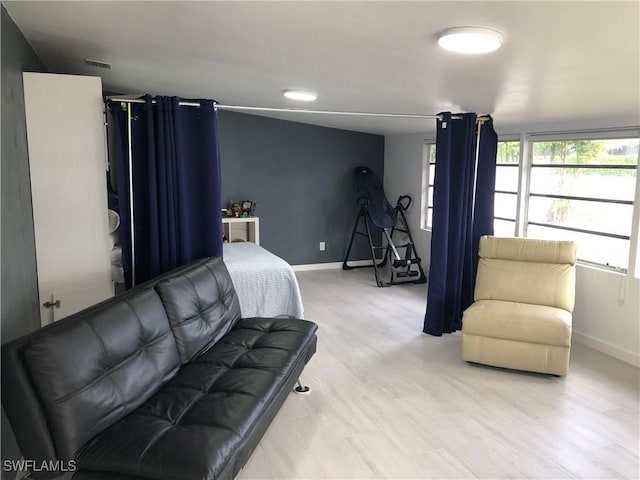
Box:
<box><xmin>283</xmin><ymin>89</ymin><xmax>318</xmax><ymax>101</ymax></box>
<box><xmin>438</xmin><ymin>27</ymin><xmax>504</xmax><ymax>54</ymax></box>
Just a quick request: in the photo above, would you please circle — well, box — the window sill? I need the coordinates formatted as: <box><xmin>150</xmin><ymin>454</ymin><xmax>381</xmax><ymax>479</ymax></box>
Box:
<box><xmin>576</xmin><ymin>260</ymin><xmax>628</xmax><ymax>277</ymax></box>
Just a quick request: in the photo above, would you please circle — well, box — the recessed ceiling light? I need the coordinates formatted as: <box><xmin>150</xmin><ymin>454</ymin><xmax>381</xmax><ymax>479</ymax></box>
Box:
<box><xmin>438</xmin><ymin>27</ymin><xmax>504</xmax><ymax>54</ymax></box>
<box><xmin>283</xmin><ymin>89</ymin><xmax>318</xmax><ymax>101</ymax></box>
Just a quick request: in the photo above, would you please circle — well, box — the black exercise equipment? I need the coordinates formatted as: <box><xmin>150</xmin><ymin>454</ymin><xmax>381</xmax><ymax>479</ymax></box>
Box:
<box><xmin>342</xmin><ymin>167</ymin><xmax>427</xmax><ymax>287</ymax></box>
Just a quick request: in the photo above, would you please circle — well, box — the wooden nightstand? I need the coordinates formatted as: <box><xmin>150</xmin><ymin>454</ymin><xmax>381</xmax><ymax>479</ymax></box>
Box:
<box><xmin>222</xmin><ymin>217</ymin><xmax>260</xmax><ymax>244</ymax></box>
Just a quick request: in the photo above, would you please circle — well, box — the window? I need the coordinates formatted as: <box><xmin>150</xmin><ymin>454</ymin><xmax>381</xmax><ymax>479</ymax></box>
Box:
<box><xmin>494</xmin><ymin>140</ymin><xmax>521</xmax><ymax>236</ymax></box>
<box><xmin>422</xmin><ymin>140</ymin><xmax>521</xmax><ymax>235</ymax></box>
<box><xmin>526</xmin><ymin>137</ymin><xmax>639</xmax><ymax>270</ymax></box>
<box><xmin>421</xmin><ymin>142</ymin><xmax>436</xmax><ymax>229</ymax></box>
<box><xmin>421</xmin><ymin>128</ymin><xmax>639</xmax><ymax>273</ymax></box>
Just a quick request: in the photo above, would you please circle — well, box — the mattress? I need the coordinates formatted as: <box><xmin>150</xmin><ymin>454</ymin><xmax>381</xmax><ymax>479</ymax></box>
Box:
<box><xmin>223</xmin><ymin>242</ymin><xmax>305</xmax><ymax>319</ymax></box>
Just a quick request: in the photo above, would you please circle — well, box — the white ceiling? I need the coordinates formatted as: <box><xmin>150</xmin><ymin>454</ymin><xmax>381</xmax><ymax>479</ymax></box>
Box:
<box><xmin>5</xmin><ymin>1</ymin><xmax>640</xmax><ymax>135</ymax></box>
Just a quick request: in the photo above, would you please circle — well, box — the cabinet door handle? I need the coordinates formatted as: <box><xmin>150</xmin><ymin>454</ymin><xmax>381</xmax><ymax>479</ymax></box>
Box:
<box><xmin>43</xmin><ymin>295</ymin><xmax>61</xmax><ymax>324</ymax></box>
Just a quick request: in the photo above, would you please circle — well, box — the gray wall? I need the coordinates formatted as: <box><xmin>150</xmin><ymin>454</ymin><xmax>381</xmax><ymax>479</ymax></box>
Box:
<box><xmin>219</xmin><ymin>111</ymin><xmax>384</xmax><ymax>265</ymax></box>
<box><xmin>1</xmin><ymin>5</ymin><xmax>48</xmax><ymax>475</ymax></box>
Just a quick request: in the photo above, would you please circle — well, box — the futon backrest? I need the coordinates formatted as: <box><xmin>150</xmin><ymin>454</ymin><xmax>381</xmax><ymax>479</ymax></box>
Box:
<box><xmin>155</xmin><ymin>257</ymin><xmax>242</xmax><ymax>364</ymax></box>
<box><xmin>475</xmin><ymin>236</ymin><xmax>577</xmax><ymax>312</ymax></box>
<box><xmin>1</xmin><ymin>257</ymin><xmax>242</xmax><ymax>477</ymax></box>
<box><xmin>18</xmin><ymin>287</ymin><xmax>180</xmax><ymax>461</ymax></box>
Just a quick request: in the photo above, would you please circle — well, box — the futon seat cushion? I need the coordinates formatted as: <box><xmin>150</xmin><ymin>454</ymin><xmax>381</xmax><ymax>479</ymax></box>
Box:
<box><xmin>75</xmin><ymin>317</ymin><xmax>318</xmax><ymax>480</ymax></box>
<box><xmin>463</xmin><ymin>299</ymin><xmax>572</xmax><ymax>347</ymax></box>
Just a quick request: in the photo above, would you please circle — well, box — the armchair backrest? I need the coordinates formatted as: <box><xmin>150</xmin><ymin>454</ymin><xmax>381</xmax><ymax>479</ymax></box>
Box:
<box><xmin>475</xmin><ymin>236</ymin><xmax>577</xmax><ymax>312</ymax></box>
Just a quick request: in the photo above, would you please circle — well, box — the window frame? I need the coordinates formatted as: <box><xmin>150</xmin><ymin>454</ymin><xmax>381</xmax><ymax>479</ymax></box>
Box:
<box><xmin>423</xmin><ymin>138</ymin><xmax>523</xmax><ymax>234</ymax></box>
<box><xmin>494</xmin><ymin>136</ymin><xmax>522</xmax><ymax>237</ymax></box>
<box><xmin>422</xmin><ymin>127</ymin><xmax>640</xmax><ymax>277</ymax></box>
<box><xmin>524</xmin><ymin>128</ymin><xmax>640</xmax><ymax>273</ymax></box>
<box><xmin>421</xmin><ymin>140</ymin><xmax>436</xmax><ymax>231</ymax></box>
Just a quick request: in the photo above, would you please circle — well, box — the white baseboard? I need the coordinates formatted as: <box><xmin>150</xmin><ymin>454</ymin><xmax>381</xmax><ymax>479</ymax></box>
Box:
<box><xmin>292</xmin><ymin>260</ymin><xmax>373</xmax><ymax>272</ymax></box>
<box><xmin>572</xmin><ymin>330</ymin><xmax>640</xmax><ymax>367</ymax></box>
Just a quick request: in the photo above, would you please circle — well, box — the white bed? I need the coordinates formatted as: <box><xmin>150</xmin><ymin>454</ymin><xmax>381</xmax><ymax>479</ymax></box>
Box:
<box><xmin>223</xmin><ymin>242</ymin><xmax>305</xmax><ymax>319</ymax></box>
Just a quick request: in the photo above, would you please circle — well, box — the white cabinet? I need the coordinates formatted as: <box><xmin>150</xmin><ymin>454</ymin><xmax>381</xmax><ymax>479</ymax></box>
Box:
<box><xmin>223</xmin><ymin>217</ymin><xmax>260</xmax><ymax>245</ymax></box>
<box><xmin>23</xmin><ymin>73</ymin><xmax>113</xmax><ymax>325</ymax></box>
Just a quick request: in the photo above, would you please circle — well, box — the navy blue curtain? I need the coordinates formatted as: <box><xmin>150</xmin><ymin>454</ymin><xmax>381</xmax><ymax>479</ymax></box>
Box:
<box><xmin>423</xmin><ymin>113</ymin><xmax>497</xmax><ymax>336</ymax></box>
<box><xmin>107</xmin><ymin>96</ymin><xmax>223</xmax><ymax>287</ymax></box>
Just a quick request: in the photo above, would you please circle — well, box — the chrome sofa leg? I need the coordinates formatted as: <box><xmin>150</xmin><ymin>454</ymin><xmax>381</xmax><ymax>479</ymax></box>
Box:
<box><xmin>294</xmin><ymin>378</ymin><xmax>311</xmax><ymax>394</ymax></box>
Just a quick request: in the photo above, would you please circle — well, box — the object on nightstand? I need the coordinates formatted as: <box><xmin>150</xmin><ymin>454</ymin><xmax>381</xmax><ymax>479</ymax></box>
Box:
<box><xmin>241</xmin><ymin>200</ymin><xmax>255</xmax><ymax>217</ymax></box>
<box><xmin>231</xmin><ymin>203</ymin><xmax>242</xmax><ymax>218</ymax></box>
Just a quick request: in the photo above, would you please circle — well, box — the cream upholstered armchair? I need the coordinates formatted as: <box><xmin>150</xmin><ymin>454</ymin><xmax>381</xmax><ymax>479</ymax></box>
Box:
<box><xmin>461</xmin><ymin>236</ymin><xmax>577</xmax><ymax>375</ymax></box>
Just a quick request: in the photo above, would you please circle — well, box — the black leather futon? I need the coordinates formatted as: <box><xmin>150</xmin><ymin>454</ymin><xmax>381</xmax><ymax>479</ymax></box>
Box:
<box><xmin>2</xmin><ymin>257</ymin><xmax>318</xmax><ymax>480</ymax></box>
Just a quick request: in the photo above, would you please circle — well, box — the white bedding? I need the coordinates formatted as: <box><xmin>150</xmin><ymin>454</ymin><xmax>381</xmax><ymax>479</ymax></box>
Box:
<box><xmin>223</xmin><ymin>242</ymin><xmax>304</xmax><ymax>319</ymax></box>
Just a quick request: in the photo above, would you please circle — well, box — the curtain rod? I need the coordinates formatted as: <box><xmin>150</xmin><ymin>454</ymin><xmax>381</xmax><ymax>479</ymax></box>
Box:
<box><xmin>107</xmin><ymin>97</ymin><xmax>201</xmax><ymax>107</ymax></box>
<box><xmin>106</xmin><ymin>96</ymin><xmax>490</xmax><ymax>122</ymax></box>
<box><xmin>215</xmin><ymin>104</ymin><xmax>442</xmax><ymax>120</ymax></box>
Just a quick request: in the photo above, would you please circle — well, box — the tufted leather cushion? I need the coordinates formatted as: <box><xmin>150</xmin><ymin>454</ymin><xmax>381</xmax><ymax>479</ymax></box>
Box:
<box><xmin>155</xmin><ymin>258</ymin><xmax>241</xmax><ymax>364</ymax></box>
<box><xmin>22</xmin><ymin>287</ymin><xmax>180</xmax><ymax>460</ymax></box>
<box><xmin>76</xmin><ymin>318</ymin><xmax>318</xmax><ymax>480</ymax></box>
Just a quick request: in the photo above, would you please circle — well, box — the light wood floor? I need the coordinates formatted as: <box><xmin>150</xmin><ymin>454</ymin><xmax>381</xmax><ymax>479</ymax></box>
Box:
<box><xmin>238</xmin><ymin>268</ymin><xmax>640</xmax><ymax>480</ymax></box>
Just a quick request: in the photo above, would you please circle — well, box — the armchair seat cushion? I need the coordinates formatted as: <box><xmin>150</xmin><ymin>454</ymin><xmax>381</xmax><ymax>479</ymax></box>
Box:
<box><xmin>463</xmin><ymin>299</ymin><xmax>572</xmax><ymax>347</ymax></box>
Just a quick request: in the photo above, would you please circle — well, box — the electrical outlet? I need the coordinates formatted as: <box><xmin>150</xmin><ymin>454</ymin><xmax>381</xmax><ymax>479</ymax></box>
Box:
<box><xmin>319</xmin><ymin>241</ymin><xmax>326</xmax><ymax>251</ymax></box>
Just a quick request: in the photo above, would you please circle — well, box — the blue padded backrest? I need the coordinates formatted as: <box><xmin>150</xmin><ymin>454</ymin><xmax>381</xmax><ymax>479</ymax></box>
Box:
<box><xmin>154</xmin><ymin>257</ymin><xmax>242</xmax><ymax>364</ymax></box>
<box><xmin>354</xmin><ymin>166</ymin><xmax>397</xmax><ymax>229</ymax></box>
<box><xmin>23</xmin><ymin>287</ymin><xmax>180</xmax><ymax>460</ymax></box>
